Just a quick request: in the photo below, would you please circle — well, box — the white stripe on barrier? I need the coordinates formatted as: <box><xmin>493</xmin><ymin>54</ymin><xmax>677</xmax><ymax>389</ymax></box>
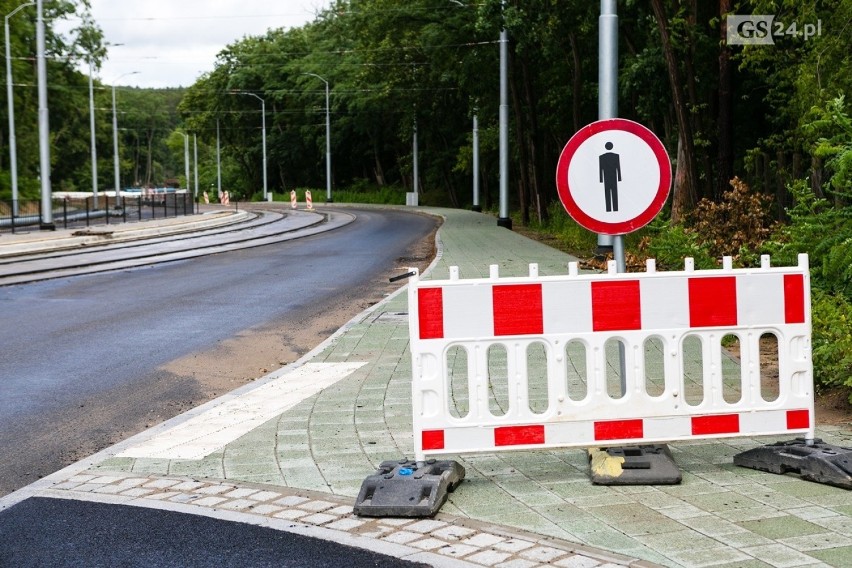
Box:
<box><xmin>408</xmin><ymin>254</ymin><xmax>814</xmax><ymax>462</ymax></box>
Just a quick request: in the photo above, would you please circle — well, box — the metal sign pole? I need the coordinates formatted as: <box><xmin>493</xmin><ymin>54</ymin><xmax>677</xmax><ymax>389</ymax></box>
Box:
<box><xmin>599</xmin><ymin>0</ymin><xmax>627</xmax><ymax>392</ymax></box>
<box><xmin>597</xmin><ymin>0</ymin><xmax>618</xmax><ymax>254</ymax></box>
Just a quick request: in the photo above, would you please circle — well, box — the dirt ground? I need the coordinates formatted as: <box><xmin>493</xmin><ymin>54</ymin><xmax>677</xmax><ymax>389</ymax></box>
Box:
<box><xmin>157</xmin><ymin>223</ymin><xmax>440</xmax><ymax>414</ymax></box>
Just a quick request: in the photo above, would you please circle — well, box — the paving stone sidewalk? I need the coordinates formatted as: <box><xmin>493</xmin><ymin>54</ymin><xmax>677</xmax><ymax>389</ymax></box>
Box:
<box><xmin>13</xmin><ymin>207</ymin><xmax>852</xmax><ymax>568</ymax></box>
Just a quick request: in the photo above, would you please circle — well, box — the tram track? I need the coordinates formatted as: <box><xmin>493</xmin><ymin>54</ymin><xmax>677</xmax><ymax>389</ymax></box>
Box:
<box><xmin>0</xmin><ymin>208</ymin><xmax>355</xmax><ymax>286</ymax></box>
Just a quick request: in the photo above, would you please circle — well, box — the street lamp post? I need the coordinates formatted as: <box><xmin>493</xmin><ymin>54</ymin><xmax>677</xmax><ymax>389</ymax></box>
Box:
<box><xmin>88</xmin><ymin>58</ymin><xmax>99</xmax><ymax>208</ymax></box>
<box><xmin>180</xmin><ymin>132</ymin><xmax>190</xmax><ymax>200</ymax></box>
<box><xmin>216</xmin><ymin>119</ymin><xmax>221</xmax><ymax>198</ymax></box>
<box><xmin>234</xmin><ymin>92</ymin><xmax>267</xmax><ymax>201</ymax></box>
<box><xmin>497</xmin><ymin>0</ymin><xmax>510</xmax><ymax>229</ymax></box>
<box><xmin>111</xmin><ymin>71</ymin><xmax>139</xmax><ymax>208</ymax></box>
<box><xmin>193</xmin><ymin>133</ymin><xmax>198</xmax><ymax>199</ymax></box>
<box><xmin>5</xmin><ymin>1</ymin><xmax>34</xmax><ymax>217</ymax></box>
<box><xmin>36</xmin><ymin>0</ymin><xmax>53</xmax><ymax>229</ymax></box>
<box><xmin>304</xmin><ymin>73</ymin><xmax>331</xmax><ymax>203</ymax></box>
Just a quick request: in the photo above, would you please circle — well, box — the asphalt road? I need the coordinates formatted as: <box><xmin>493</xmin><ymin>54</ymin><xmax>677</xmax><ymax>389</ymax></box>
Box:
<box><xmin>0</xmin><ymin>207</ymin><xmax>437</xmax><ymax>496</ymax></box>
<box><xmin>0</xmin><ymin>497</ymin><xmax>429</xmax><ymax>568</ymax></box>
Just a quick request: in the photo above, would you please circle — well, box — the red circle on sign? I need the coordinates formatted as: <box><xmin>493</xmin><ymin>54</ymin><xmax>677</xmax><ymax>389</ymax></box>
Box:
<box><xmin>555</xmin><ymin>118</ymin><xmax>671</xmax><ymax>235</ymax></box>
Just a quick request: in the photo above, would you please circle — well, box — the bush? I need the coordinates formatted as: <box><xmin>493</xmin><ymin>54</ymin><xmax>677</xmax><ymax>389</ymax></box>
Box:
<box><xmin>330</xmin><ymin>181</ymin><xmax>406</xmax><ymax>205</ymax></box>
<box><xmin>767</xmin><ymin>181</ymin><xmax>852</xmax><ymax>300</ymax></box>
<box><xmin>811</xmin><ymin>289</ymin><xmax>852</xmax><ymax>401</ymax></box>
<box><xmin>687</xmin><ymin>177</ymin><xmax>778</xmax><ymax>266</ymax></box>
<box><xmin>638</xmin><ymin>218</ymin><xmax>716</xmax><ymax>270</ymax></box>
<box><xmin>515</xmin><ymin>202</ymin><xmax>599</xmax><ymax>258</ymax></box>
<box><xmin>631</xmin><ymin>178</ymin><xmax>776</xmax><ymax>271</ymax></box>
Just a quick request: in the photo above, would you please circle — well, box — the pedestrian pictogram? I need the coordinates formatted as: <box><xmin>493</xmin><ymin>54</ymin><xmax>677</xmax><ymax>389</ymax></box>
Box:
<box><xmin>556</xmin><ymin>118</ymin><xmax>671</xmax><ymax>235</ymax></box>
<box><xmin>599</xmin><ymin>141</ymin><xmax>622</xmax><ymax>212</ymax></box>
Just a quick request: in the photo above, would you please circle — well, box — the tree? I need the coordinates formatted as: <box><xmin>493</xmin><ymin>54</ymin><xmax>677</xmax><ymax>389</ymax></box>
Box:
<box><xmin>650</xmin><ymin>0</ymin><xmax>698</xmax><ymax>223</ymax></box>
<box><xmin>0</xmin><ymin>0</ymin><xmax>106</xmax><ymax>197</ymax></box>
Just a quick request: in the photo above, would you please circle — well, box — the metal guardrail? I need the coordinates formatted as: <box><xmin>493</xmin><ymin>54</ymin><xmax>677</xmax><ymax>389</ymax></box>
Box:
<box><xmin>0</xmin><ymin>193</ymin><xmax>198</xmax><ymax>233</ymax></box>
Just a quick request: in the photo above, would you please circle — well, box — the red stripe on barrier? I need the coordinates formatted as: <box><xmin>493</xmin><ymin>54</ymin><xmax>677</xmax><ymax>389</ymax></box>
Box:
<box><xmin>692</xmin><ymin>414</ymin><xmax>740</xmax><ymax>435</ymax></box>
<box><xmin>594</xmin><ymin>419</ymin><xmax>643</xmax><ymax>440</ymax></box>
<box><xmin>493</xmin><ymin>284</ymin><xmax>543</xmax><ymax>336</ymax></box>
<box><xmin>422</xmin><ymin>430</ymin><xmax>445</xmax><ymax>450</ymax></box>
<box><xmin>786</xmin><ymin>409</ymin><xmax>810</xmax><ymax>430</ymax></box>
<box><xmin>494</xmin><ymin>425</ymin><xmax>545</xmax><ymax>446</ymax></box>
<box><xmin>784</xmin><ymin>274</ymin><xmax>806</xmax><ymax>324</ymax></box>
<box><xmin>689</xmin><ymin>276</ymin><xmax>737</xmax><ymax>327</ymax></box>
<box><xmin>591</xmin><ymin>281</ymin><xmax>641</xmax><ymax>332</ymax></box>
<box><xmin>418</xmin><ymin>288</ymin><xmax>444</xmax><ymax>339</ymax></box>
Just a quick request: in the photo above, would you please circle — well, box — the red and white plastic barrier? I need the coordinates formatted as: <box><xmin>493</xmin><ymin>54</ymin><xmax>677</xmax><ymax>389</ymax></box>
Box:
<box><xmin>408</xmin><ymin>254</ymin><xmax>814</xmax><ymax>462</ymax></box>
<box><xmin>290</xmin><ymin>190</ymin><xmax>298</xmax><ymax>209</ymax></box>
<box><xmin>221</xmin><ymin>191</ymin><xmax>230</xmax><ymax>205</ymax></box>
<box><xmin>305</xmin><ymin>190</ymin><xmax>313</xmax><ymax>210</ymax></box>
<box><xmin>203</xmin><ymin>191</ymin><xmax>209</xmax><ymax>204</ymax></box>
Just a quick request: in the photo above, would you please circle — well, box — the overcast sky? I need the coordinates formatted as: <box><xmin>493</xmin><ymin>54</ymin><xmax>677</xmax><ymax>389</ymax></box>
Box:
<box><xmin>59</xmin><ymin>0</ymin><xmax>329</xmax><ymax>88</ymax></box>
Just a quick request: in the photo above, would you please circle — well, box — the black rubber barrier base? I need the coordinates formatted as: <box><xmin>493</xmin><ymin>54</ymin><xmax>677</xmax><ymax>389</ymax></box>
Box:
<box><xmin>734</xmin><ymin>438</ymin><xmax>852</xmax><ymax>490</ymax></box>
<box><xmin>589</xmin><ymin>444</ymin><xmax>682</xmax><ymax>485</ymax></box>
<box><xmin>354</xmin><ymin>459</ymin><xmax>465</xmax><ymax>517</ymax></box>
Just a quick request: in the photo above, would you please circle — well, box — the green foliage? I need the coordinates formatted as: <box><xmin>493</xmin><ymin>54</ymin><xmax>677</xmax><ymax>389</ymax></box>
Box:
<box><xmin>822</xmin><ymin>239</ymin><xmax>852</xmax><ymax>300</ymax></box>
<box><xmin>334</xmin><ymin>186</ymin><xmax>405</xmax><ymax>205</ymax></box>
<box><xmin>0</xmin><ymin>0</ymin><xmax>109</xmax><ymax>197</ymax></box>
<box><xmin>811</xmin><ymin>289</ymin><xmax>852</xmax><ymax>401</ymax></box>
<box><xmin>802</xmin><ymin>96</ymin><xmax>852</xmax><ymax>197</ymax></box>
<box><xmin>516</xmin><ymin>202</ymin><xmax>598</xmax><ymax>258</ymax></box>
<box><xmin>329</xmin><ymin>182</ymin><xmax>407</xmax><ymax>205</ymax></box>
<box><xmin>640</xmin><ymin>217</ymin><xmax>716</xmax><ymax>270</ymax></box>
<box><xmin>767</xmin><ymin>181</ymin><xmax>852</xmax><ymax>299</ymax></box>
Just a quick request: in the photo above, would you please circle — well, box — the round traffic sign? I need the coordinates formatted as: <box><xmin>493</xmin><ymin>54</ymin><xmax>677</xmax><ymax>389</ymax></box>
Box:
<box><xmin>555</xmin><ymin>118</ymin><xmax>671</xmax><ymax>235</ymax></box>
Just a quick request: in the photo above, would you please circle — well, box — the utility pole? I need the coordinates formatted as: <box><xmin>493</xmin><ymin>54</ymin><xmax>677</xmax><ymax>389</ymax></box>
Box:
<box><xmin>496</xmin><ymin>0</ymin><xmax>511</xmax><ymax>229</ymax></box>
<box><xmin>36</xmin><ymin>0</ymin><xmax>53</xmax><ymax>229</ymax></box>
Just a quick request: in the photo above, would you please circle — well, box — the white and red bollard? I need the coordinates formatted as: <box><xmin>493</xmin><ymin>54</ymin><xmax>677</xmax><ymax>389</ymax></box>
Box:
<box><xmin>305</xmin><ymin>190</ymin><xmax>313</xmax><ymax>210</ymax></box>
<box><xmin>222</xmin><ymin>191</ymin><xmax>230</xmax><ymax>205</ymax></box>
<box><xmin>203</xmin><ymin>191</ymin><xmax>209</xmax><ymax>204</ymax></box>
<box><xmin>290</xmin><ymin>190</ymin><xmax>298</xmax><ymax>209</ymax></box>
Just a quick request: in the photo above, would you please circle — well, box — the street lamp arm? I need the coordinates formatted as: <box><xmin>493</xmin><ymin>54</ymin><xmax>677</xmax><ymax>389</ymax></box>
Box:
<box><xmin>229</xmin><ymin>90</ymin><xmax>268</xmax><ymax>200</ymax></box>
<box><xmin>302</xmin><ymin>73</ymin><xmax>332</xmax><ymax>202</ymax></box>
<box><xmin>5</xmin><ymin>1</ymin><xmax>35</xmax><ymax>22</ymax></box>
<box><xmin>6</xmin><ymin>1</ymin><xmax>36</xmax><ymax>217</ymax></box>
<box><xmin>302</xmin><ymin>72</ymin><xmax>328</xmax><ymax>86</ymax></box>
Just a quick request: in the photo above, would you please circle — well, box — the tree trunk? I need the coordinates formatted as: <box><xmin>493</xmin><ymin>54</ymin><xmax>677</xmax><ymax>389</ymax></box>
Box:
<box><xmin>763</xmin><ymin>152</ymin><xmax>772</xmax><ymax>196</ymax></box>
<box><xmin>509</xmin><ymin>53</ymin><xmax>530</xmax><ymax>225</ymax></box>
<box><xmin>373</xmin><ymin>146</ymin><xmax>386</xmax><ymax>186</ymax></box>
<box><xmin>811</xmin><ymin>155</ymin><xmax>824</xmax><ymax>198</ymax></box>
<box><xmin>671</xmin><ymin>135</ymin><xmax>688</xmax><ymax>224</ymax></box>
<box><xmin>145</xmin><ymin>130</ymin><xmax>154</xmax><ymax>187</ymax></box>
<box><xmin>716</xmin><ymin>0</ymin><xmax>734</xmax><ymax>199</ymax></box>
<box><xmin>133</xmin><ymin>135</ymin><xmax>141</xmax><ymax>188</ymax></box>
<box><xmin>776</xmin><ymin>150</ymin><xmax>786</xmax><ymax>220</ymax></box>
<box><xmin>651</xmin><ymin>0</ymin><xmax>698</xmax><ymax>222</ymax></box>
<box><xmin>278</xmin><ymin>165</ymin><xmax>287</xmax><ymax>192</ymax></box>
<box><xmin>683</xmin><ymin>0</ymin><xmax>712</xmax><ymax>200</ymax></box>
<box><xmin>568</xmin><ymin>32</ymin><xmax>582</xmax><ymax>133</ymax></box>
<box><xmin>753</xmin><ymin>151</ymin><xmax>763</xmax><ymax>193</ymax></box>
<box><xmin>520</xmin><ymin>55</ymin><xmax>545</xmax><ymax>225</ymax></box>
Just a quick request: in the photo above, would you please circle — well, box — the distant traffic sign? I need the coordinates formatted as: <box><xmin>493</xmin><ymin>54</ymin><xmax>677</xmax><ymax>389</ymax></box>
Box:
<box><xmin>556</xmin><ymin>118</ymin><xmax>671</xmax><ymax>235</ymax></box>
